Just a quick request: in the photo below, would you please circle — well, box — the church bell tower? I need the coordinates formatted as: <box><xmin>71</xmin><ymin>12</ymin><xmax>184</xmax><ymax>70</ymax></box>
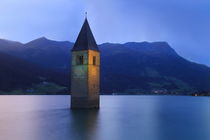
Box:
<box><xmin>71</xmin><ymin>17</ymin><xmax>100</xmax><ymax>109</ymax></box>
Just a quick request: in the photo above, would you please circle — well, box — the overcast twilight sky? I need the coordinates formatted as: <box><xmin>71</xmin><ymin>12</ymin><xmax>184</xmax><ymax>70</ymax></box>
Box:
<box><xmin>0</xmin><ymin>0</ymin><xmax>210</xmax><ymax>66</ymax></box>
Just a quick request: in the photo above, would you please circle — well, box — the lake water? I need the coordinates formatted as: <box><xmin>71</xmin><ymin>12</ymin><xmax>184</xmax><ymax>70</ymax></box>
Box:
<box><xmin>0</xmin><ymin>95</ymin><xmax>210</xmax><ymax>140</ymax></box>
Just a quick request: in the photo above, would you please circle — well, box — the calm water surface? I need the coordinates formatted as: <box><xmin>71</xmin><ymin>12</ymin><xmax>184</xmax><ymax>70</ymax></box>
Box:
<box><xmin>0</xmin><ymin>95</ymin><xmax>210</xmax><ymax>140</ymax></box>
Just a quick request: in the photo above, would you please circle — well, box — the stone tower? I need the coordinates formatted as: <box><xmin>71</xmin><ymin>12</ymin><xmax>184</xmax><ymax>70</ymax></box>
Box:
<box><xmin>71</xmin><ymin>18</ymin><xmax>100</xmax><ymax>109</ymax></box>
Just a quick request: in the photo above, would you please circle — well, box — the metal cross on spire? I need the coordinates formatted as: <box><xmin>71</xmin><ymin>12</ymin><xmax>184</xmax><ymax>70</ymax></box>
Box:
<box><xmin>85</xmin><ymin>12</ymin><xmax>87</xmax><ymax>19</ymax></box>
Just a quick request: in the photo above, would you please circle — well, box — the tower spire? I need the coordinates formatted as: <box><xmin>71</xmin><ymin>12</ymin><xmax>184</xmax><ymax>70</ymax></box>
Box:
<box><xmin>71</xmin><ymin>15</ymin><xmax>99</xmax><ymax>52</ymax></box>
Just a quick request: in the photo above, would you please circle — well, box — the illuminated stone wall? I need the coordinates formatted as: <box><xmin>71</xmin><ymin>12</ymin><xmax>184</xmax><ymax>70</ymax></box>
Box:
<box><xmin>87</xmin><ymin>50</ymin><xmax>100</xmax><ymax>100</ymax></box>
<box><xmin>71</xmin><ymin>51</ymin><xmax>88</xmax><ymax>97</ymax></box>
<box><xmin>71</xmin><ymin>50</ymin><xmax>100</xmax><ymax>108</ymax></box>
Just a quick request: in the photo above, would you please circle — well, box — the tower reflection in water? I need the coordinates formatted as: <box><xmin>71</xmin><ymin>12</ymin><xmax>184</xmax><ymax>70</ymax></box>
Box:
<box><xmin>70</xmin><ymin>110</ymin><xmax>99</xmax><ymax>140</ymax></box>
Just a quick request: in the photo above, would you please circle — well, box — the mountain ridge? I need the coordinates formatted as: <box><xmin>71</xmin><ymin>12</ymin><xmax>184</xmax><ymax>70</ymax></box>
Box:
<box><xmin>0</xmin><ymin>37</ymin><xmax>209</xmax><ymax>94</ymax></box>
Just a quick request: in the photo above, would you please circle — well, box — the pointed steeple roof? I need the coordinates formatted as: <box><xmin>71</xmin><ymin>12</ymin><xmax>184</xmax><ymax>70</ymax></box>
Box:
<box><xmin>72</xmin><ymin>18</ymin><xmax>99</xmax><ymax>52</ymax></box>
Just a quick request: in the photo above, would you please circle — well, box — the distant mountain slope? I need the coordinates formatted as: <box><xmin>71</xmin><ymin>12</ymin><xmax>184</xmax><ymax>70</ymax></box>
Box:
<box><xmin>4</xmin><ymin>37</ymin><xmax>73</xmax><ymax>72</ymax></box>
<box><xmin>0</xmin><ymin>51</ymin><xmax>68</xmax><ymax>93</ymax></box>
<box><xmin>0</xmin><ymin>39</ymin><xmax>23</xmax><ymax>53</ymax></box>
<box><xmin>100</xmin><ymin>42</ymin><xmax>210</xmax><ymax>94</ymax></box>
<box><xmin>0</xmin><ymin>37</ymin><xmax>209</xmax><ymax>94</ymax></box>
